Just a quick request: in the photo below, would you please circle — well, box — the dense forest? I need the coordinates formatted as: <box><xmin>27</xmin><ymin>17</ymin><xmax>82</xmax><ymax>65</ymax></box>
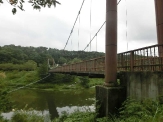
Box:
<box><xmin>0</xmin><ymin>44</ymin><xmax>104</xmax><ymax>70</ymax></box>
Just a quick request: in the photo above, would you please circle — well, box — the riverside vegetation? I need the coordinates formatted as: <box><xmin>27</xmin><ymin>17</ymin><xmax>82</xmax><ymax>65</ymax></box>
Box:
<box><xmin>1</xmin><ymin>44</ymin><xmax>163</xmax><ymax>121</ymax></box>
<box><xmin>0</xmin><ymin>71</ymin><xmax>163</xmax><ymax>122</ymax></box>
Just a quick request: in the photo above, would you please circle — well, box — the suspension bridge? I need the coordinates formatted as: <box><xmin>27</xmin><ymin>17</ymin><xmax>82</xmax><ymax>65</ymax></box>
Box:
<box><xmin>49</xmin><ymin>0</ymin><xmax>163</xmax><ymax>79</ymax></box>
<box><xmin>49</xmin><ymin>0</ymin><xmax>163</xmax><ymax>117</ymax></box>
<box><xmin>49</xmin><ymin>44</ymin><xmax>163</xmax><ymax>76</ymax></box>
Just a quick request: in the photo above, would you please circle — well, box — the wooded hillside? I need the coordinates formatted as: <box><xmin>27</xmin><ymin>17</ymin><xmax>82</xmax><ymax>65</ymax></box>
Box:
<box><xmin>0</xmin><ymin>44</ymin><xmax>104</xmax><ymax>67</ymax></box>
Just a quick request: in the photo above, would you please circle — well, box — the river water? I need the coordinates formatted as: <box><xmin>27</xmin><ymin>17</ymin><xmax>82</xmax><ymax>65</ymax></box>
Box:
<box><xmin>2</xmin><ymin>88</ymin><xmax>95</xmax><ymax>120</ymax></box>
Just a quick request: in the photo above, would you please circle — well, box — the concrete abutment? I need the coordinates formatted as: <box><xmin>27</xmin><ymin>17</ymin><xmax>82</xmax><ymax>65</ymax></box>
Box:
<box><xmin>96</xmin><ymin>86</ymin><xmax>126</xmax><ymax>118</ymax></box>
<box><xmin>96</xmin><ymin>72</ymin><xmax>163</xmax><ymax>117</ymax></box>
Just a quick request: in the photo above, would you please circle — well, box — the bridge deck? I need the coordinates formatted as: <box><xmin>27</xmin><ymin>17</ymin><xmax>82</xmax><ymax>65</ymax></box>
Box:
<box><xmin>49</xmin><ymin>44</ymin><xmax>163</xmax><ymax>75</ymax></box>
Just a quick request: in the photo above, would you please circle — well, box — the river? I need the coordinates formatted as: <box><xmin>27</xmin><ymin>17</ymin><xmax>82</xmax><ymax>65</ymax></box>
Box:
<box><xmin>2</xmin><ymin>88</ymin><xmax>95</xmax><ymax>120</ymax></box>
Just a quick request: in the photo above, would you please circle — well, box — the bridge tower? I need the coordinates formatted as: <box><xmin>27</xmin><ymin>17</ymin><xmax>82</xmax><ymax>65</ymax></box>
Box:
<box><xmin>105</xmin><ymin>0</ymin><xmax>117</xmax><ymax>86</ymax></box>
<box><xmin>96</xmin><ymin>0</ymin><xmax>126</xmax><ymax>118</ymax></box>
<box><xmin>154</xmin><ymin>0</ymin><xmax>163</xmax><ymax>57</ymax></box>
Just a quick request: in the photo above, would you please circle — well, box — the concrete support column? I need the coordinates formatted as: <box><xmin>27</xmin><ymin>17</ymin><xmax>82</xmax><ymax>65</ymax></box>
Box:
<box><xmin>95</xmin><ymin>1</ymin><xmax>125</xmax><ymax>118</ymax></box>
<box><xmin>105</xmin><ymin>0</ymin><xmax>117</xmax><ymax>86</ymax></box>
<box><xmin>154</xmin><ymin>0</ymin><xmax>163</xmax><ymax>57</ymax></box>
<box><xmin>96</xmin><ymin>86</ymin><xmax>126</xmax><ymax>117</ymax></box>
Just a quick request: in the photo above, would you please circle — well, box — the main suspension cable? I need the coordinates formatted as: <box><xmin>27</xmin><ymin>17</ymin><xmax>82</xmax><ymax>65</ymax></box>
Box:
<box><xmin>7</xmin><ymin>73</ymin><xmax>51</xmax><ymax>94</ymax></box>
<box><xmin>84</xmin><ymin>21</ymin><xmax>106</xmax><ymax>51</ymax></box>
<box><xmin>63</xmin><ymin>0</ymin><xmax>86</xmax><ymax>50</ymax></box>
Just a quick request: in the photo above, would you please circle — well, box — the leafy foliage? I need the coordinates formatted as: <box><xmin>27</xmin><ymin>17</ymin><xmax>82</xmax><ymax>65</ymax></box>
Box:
<box><xmin>0</xmin><ymin>90</ymin><xmax>12</xmax><ymax>112</ymax></box>
<box><xmin>12</xmin><ymin>8</ymin><xmax>17</xmax><ymax>15</ymax></box>
<box><xmin>45</xmin><ymin>73</ymin><xmax>75</xmax><ymax>83</ymax></box>
<box><xmin>53</xmin><ymin>99</ymin><xmax>163</xmax><ymax>122</ymax></box>
<box><xmin>68</xmin><ymin>58</ymin><xmax>82</xmax><ymax>64</ymax></box>
<box><xmin>11</xmin><ymin>108</ymin><xmax>49</xmax><ymax>122</ymax></box>
<box><xmin>0</xmin><ymin>61</ymin><xmax>37</xmax><ymax>71</ymax></box>
<box><xmin>54</xmin><ymin>111</ymin><xmax>95</xmax><ymax>122</ymax></box>
<box><xmin>37</xmin><ymin>61</ymin><xmax>48</xmax><ymax>77</ymax></box>
<box><xmin>0</xmin><ymin>0</ymin><xmax>61</xmax><ymax>14</ymax></box>
<box><xmin>0</xmin><ymin>45</ymin><xmax>104</xmax><ymax>67</ymax></box>
<box><xmin>79</xmin><ymin>77</ymin><xmax>90</xmax><ymax>88</ymax></box>
<box><xmin>119</xmin><ymin>99</ymin><xmax>163</xmax><ymax>122</ymax></box>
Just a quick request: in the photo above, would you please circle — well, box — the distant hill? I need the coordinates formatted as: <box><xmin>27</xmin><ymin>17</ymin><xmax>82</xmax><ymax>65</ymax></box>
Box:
<box><xmin>0</xmin><ymin>44</ymin><xmax>104</xmax><ymax>66</ymax></box>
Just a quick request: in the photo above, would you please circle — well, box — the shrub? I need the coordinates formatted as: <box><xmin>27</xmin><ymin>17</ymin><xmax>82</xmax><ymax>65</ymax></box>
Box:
<box><xmin>0</xmin><ymin>60</ymin><xmax>37</xmax><ymax>71</ymax></box>
<box><xmin>0</xmin><ymin>114</ymin><xmax>8</xmax><ymax>122</ymax></box>
<box><xmin>0</xmin><ymin>72</ymin><xmax>6</xmax><ymax>79</ymax></box>
<box><xmin>119</xmin><ymin>99</ymin><xmax>163</xmax><ymax>122</ymax></box>
<box><xmin>11</xmin><ymin>109</ymin><xmax>47</xmax><ymax>122</ymax></box>
<box><xmin>0</xmin><ymin>90</ymin><xmax>12</xmax><ymax>112</ymax></box>
<box><xmin>37</xmin><ymin>62</ymin><xmax>48</xmax><ymax>78</ymax></box>
<box><xmin>79</xmin><ymin>77</ymin><xmax>90</xmax><ymax>88</ymax></box>
<box><xmin>54</xmin><ymin>111</ymin><xmax>95</xmax><ymax>122</ymax></box>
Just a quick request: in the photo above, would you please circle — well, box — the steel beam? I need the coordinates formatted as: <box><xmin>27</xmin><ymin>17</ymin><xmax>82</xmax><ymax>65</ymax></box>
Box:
<box><xmin>154</xmin><ymin>0</ymin><xmax>163</xmax><ymax>57</ymax></box>
<box><xmin>105</xmin><ymin>0</ymin><xmax>117</xmax><ymax>86</ymax></box>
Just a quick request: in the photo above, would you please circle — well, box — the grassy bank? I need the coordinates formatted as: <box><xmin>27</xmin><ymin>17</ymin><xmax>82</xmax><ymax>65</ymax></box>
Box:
<box><xmin>0</xmin><ymin>70</ymin><xmax>104</xmax><ymax>121</ymax></box>
<box><xmin>0</xmin><ymin>70</ymin><xmax>104</xmax><ymax>92</ymax></box>
<box><xmin>31</xmin><ymin>75</ymin><xmax>104</xmax><ymax>91</ymax></box>
<box><xmin>0</xmin><ymin>70</ymin><xmax>39</xmax><ymax>92</ymax></box>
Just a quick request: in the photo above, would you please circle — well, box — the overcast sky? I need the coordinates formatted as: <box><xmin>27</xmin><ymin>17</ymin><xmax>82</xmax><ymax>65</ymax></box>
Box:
<box><xmin>0</xmin><ymin>0</ymin><xmax>157</xmax><ymax>53</ymax></box>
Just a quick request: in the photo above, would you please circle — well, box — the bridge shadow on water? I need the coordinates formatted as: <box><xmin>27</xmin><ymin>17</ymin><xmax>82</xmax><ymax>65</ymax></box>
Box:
<box><xmin>46</xmin><ymin>94</ymin><xmax>59</xmax><ymax>120</ymax></box>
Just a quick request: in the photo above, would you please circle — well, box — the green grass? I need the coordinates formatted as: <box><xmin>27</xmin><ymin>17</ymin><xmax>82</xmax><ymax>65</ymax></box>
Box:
<box><xmin>0</xmin><ymin>70</ymin><xmax>39</xmax><ymax>90</ymax></box>
<box><xmin>0</xmin><ymin>71</ymin><xmax>103</xmax><ymax>97</ymax></box>
<box><xmin>6</xmin><ymin>70</ymin><xmax>39</xmax><ymax>84</ymax></box>
<box><xmin>30</xmin><ymin>75</ymin><xmax>104</xmax><ymax>91</ymax></box>
<box><xmin>11</xmin><ymin>109</ymin><xmax>49</xmax><ymax>122</ymax></box>
<box><xmin>89</xmin><ymin>78</ymin><xmax>104</xmax><ymax>87</ymax></box>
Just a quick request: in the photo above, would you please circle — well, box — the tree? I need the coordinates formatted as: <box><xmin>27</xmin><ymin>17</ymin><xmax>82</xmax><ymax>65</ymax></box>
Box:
<box><xmin>0</xmin><ymin>0</ymin><xmax>60</xmax><ymax>15</ymax></box>
<box><xmin>58</xmin><ymin>57</ymin><xmax>67</xmax><ymax>65</ymax></box>
<box><xmin>37</xmin><ymin>61</ymin><xmax>48</xmax><ymax>77</ymax></box>
<box><xmin>68</xmin><ymin>58</ymin><xmax>82</xmax><ymax>64</ymax></box>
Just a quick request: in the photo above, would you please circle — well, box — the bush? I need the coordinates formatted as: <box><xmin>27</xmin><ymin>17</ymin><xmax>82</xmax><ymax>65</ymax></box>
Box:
<box><xmin>0</xmin><ymin>60</ymin><xmax>37</xmax><ymax>71</ymax></box>
<box><xmin>119</xmin><ymin>99</ymin><xmax>163</xmax><ymax>122</ymax></box>
<box><xmin>0</xmin><ymin>114</ymin><xmax>8</xmax><ymax>122</ymax></box>
<box><xmin>43</xmin><ymin>74</ymin><xmax>75</xmax><ymax>84</ymax></box>
<box><xmin>79</xmin><ymin>77</ymin><xmax>90</xmax><ymax>88</ymax></box>
<box><xmin>0</xmin><ymin>90</ymin><xmax>12</xmax><ymax>112</ymax></box>
<box><xmin>11</xmin><ymin>109</ymin><xmax>49</xmax><ymax>122</ymax></box>
<box><xmin>37</xmin><ymin>62</ymin><xmax>48</xmax><ymax>78</ymax></box>
<box><xmin>54</xmin><ymin>111</ymin><xmax>95</xmax><ymax>122</ymax></box>
<box><xmin>0</xmin><ymin>72</ymin><xmax>6</xmax><ymax>79</ymax></box>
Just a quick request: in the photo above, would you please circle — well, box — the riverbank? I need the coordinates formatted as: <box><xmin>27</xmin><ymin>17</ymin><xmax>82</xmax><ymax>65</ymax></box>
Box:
<box><xmin>0</xmin><ymin>70</ymin><xmax>102</xmax><ymax>121</ymax></box>
<box><xmin>2</xmin><ymin>88</ymin><xmax>95</xmax><ymax>121</ymax></box>
<box><xmin>0</xmin><ymin>70</ymin><xmax>104</xmax><ymax>92</ymax></box>
<box><xmin>1</xmin><ymin>98</ymin><xmax>163</xmax><ymax>122</ymax></box>
<box><xmin>1</xmin><ymin>71</ymin><xmax>163</xmax><ymax>122</ymax></box>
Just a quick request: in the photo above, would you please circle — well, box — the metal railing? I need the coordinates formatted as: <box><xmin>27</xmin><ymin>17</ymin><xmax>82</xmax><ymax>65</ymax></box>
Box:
<box><xmin>118</xmin><ymin>44</ymin><xmax>163</xmax><ymax>71</ymax></box>
<box><xmin>49</xmin><ymin>44</ymin><xmax>163</xmax><ymax>74</ymax></box>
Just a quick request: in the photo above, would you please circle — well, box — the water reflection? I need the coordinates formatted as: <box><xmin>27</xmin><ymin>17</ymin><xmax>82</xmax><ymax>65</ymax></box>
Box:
<box><xmin>2</xmin><ymin>106</ymin><xmax>95</xmax><ymax>120</ymax></box>
<box><xmin>46</xmin><ymin>94</ymin><xmax>59</xmax><ymax>119</ymax></box>
<box><xmin>3</xmin><ymin>88</ymin><xmax>95</xmax><ymax>119</ymax></box>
